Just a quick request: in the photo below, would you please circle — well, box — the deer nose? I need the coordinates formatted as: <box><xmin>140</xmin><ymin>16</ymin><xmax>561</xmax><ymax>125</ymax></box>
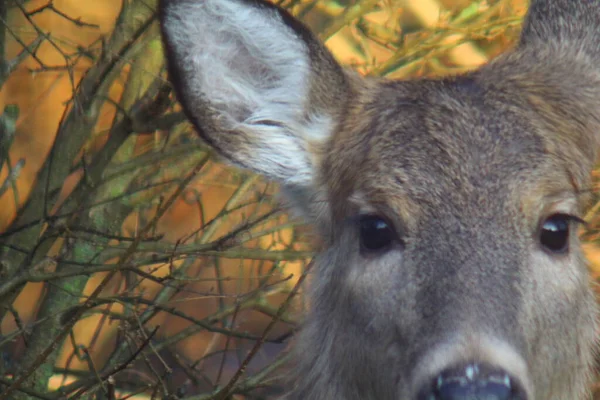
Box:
<box><xmin>418</xmin><ymin>363</ymin><xmax>527</xmax><ymax>400</ymax></box>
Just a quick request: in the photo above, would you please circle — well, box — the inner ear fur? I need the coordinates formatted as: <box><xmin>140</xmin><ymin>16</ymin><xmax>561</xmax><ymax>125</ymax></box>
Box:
<box><xmin>159</xmin><ymin>0</ymin><xmax>351</xmax><ymax>189</ymax></box>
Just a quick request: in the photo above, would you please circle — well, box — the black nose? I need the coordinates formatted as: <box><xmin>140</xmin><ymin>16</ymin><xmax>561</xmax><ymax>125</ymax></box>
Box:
<box><xmin>417</xmin><ymin>363</ymin><xmax>527</xmax><ymax>400</ymax></box>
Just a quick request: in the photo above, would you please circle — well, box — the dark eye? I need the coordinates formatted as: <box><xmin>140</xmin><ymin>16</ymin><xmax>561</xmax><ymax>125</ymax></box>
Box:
<box><xmin>539</xmin><ymin>214</ymin><xmax>571</xmax><ymax>253</ymax></box>
<box><xmin>359</xmin><ymin>215</ymin><xmax>395</xmax><ymax>253</ymax></box>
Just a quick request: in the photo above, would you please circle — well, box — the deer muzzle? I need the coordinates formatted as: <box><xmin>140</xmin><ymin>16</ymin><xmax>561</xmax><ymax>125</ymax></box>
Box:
<box><xmin>417</xmin><ymin>362</ymin><xmax>528</xmax><ymax>400</ymax></box>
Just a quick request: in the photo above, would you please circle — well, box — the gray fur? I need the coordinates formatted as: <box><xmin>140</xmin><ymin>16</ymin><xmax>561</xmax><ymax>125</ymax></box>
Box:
<box><xmin>160</xmin><ymin>0</ymin><xmax>600</xmax><ymax>398</ymax></box>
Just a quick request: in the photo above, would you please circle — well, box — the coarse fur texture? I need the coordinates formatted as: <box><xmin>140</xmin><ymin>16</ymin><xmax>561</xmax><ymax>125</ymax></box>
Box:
<box><xmin>160</xmin><ymin>0</ymin><xmax>600</xmax><ymax>399</ymax></box>
<box><xmin>159</xmin><ymin>0</ymin><xmax>343</xmax><ymax>188</ymax></box>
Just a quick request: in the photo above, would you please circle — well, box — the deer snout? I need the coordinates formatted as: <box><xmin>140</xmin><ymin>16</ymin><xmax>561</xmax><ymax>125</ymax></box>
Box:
<box><xmin>417</xmin><ymin>363</ymin><xmax>527</xmax><ymax>400</ymax></box>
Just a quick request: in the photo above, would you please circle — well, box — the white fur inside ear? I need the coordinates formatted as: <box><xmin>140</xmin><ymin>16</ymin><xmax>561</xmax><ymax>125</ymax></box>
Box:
<box><xmin>162</xmin><ymin>0</ymin><xmax>332</xmax><ymax>186</ymax></box>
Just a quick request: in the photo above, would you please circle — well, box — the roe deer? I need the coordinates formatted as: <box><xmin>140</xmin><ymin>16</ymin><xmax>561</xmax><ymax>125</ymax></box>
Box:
<box><xmin>159</xmin><ymin>0</ymin><xmax>600</xmax><ymax>398</ymax></box>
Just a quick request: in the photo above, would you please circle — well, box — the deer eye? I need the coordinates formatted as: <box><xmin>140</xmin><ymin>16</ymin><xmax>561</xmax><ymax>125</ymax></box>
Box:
<box><xmin>539</xmin><ymin>214</ymin><xmax>571</xmax><ymax>253</ymax></box>
<box><xmin>359</xmin><ymin>215</ymin><xmax>395</xmax><ymax>253</ymax></box>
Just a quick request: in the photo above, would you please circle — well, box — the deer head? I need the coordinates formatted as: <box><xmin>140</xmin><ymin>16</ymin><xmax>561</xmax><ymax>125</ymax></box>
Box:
<box><xmin>159</xmin><ymin>1</ymin><xmax>600</xmax><ymax>398</ymax></box>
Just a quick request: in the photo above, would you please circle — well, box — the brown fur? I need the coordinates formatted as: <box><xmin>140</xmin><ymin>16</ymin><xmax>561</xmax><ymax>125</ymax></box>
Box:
<box><xmin>160</xmin><ymin>0</ymin><xmax>600</xmax><ymax>398</ymax></box>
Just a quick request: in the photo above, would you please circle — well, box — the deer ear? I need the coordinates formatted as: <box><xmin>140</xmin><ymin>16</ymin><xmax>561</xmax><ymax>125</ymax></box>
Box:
<box><xmin>519</xmin><ymin>0</ymin><xmax>600</xmax><ymax>62</ymax></box>
<box><xmin>159</xmin><ymin>0</ymin><xmax>350</xmax><ymax>188</ymax></box>
<box><xmin>516</xmin><ymin>0</ymin><xmax>600</xmax><ymax>166</ymax></box>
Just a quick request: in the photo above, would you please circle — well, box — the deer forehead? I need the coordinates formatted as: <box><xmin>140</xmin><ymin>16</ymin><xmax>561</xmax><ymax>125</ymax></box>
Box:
<box><xmin>324</xmin><ymin>77</ymin><xmax>588</xmax><ymax>226</ymax></box>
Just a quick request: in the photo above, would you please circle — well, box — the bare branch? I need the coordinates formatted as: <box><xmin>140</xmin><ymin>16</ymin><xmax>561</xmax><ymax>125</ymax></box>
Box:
<box><xmin>26</xmin><ymin>1</ymin><xmax>100</xmax><ymax>28</ymax></box>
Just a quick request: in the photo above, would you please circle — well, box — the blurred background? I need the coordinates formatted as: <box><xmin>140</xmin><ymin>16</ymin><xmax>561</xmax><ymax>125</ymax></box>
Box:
<box><xmin>1</xmin><ymin>0</ymin><xmax>599</xmax><ymax>398</ymax></box>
